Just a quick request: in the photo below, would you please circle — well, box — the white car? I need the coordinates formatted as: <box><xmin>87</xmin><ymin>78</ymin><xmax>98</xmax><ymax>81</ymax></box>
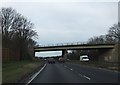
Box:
<box><xmin>80</xmin><ymin>55</ymin><xmax>89</xmax><ymax>61</ymax></box>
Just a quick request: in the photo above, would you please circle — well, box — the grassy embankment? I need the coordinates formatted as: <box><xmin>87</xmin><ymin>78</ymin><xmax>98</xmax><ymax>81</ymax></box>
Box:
<box><xmin>67</xmin><ymin>60</ymin><xmax>119</xmax><ymax>72</ymax></box>
<box><xmin>2</xmin><ymin>60</ymin><xmax>44</xmax><ymax>83</ymax></box>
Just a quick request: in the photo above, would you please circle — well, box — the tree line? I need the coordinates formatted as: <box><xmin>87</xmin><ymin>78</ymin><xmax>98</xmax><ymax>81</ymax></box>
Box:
<box><xmin>87</xmin><ymin>23</ymin><xmax>120</xmax><ymax>44</ymax></box>
<box><xmin>0</xmin><ymin>7</ymin><xmax>38</xmax><ymax>60</ymax></box>
<box><xmin>68</xmin><ymin>22</ymin><xmax>120</xmax><ymax>60</ymax></box>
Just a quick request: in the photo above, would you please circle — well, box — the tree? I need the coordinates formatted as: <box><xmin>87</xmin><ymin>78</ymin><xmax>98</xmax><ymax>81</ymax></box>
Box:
<box><xmin>87</xmin><ymin>23</ymin><xmax>120</xmax><ymax>44</ymax></box>
<box><xmin>0</xmin><ymin>8</ymin><xmax>16</xmax><ymax>47</ymax></box>
<box><xmin>108</xmin><ymin>23</ymin><xmax>120</xmax><ymax>42</ymax></box>
<box><xmin>105</xmin><ymin>34</ymin><xmax>116</xmax><ymax>43</ymax></box>
<box><xmin>87</xmin><ymin>35</ymin><xmax>106</xmax><ymax>44</ymax></box>
<box><xmin>0</xmin><ymin>7</ymin><xmax>38</xmax><ymax>60</ymax></box>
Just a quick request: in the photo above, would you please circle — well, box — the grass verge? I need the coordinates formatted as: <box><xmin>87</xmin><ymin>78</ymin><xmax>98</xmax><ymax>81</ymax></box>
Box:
<box><xmin>2</xmin><ymin>60</ymin><xmax>44</xmax><ymax>83</ymax></box>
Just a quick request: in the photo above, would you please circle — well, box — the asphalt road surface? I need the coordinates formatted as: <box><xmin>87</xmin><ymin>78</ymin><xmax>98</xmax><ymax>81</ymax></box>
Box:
<box><xmin>30</xmin><ymin>62</ymin><xmax>119</xmax><ymax>83</ymax></box>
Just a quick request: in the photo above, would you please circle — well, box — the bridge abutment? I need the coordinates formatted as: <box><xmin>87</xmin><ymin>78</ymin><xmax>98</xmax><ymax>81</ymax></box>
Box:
<box><xmin>62</xmin><ymin>49</ymin><xmax>68</xmax><ymax>59</ymax></box>
<box><xmin>98</xmin><ymin>44</ymin><xmax>119</xmax><ymax>63</ymax></box>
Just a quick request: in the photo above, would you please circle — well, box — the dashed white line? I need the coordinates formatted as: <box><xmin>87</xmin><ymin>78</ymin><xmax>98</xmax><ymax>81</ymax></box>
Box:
<box><xmin>82</xmin><ymin>75</ymin><xmax>91</xmax><ymax>80</ymax></box>
<box><xmin>78</xmin><ymin>73</ymin><xmax>91</xmax><ymax>80</ymax></box>
<box><xmin>64</xmin><ymin>65</ymin><xmax>67</xmax><ymax>67</ymax></box>
<box><xmin>26</xmin><ymin>63</ymin><xmax>47</xmax><ymax>85</ymax></box>
<box><xmin>70</xmin><ymin>68</ymin><xmax>73</xmax><ymax>71</ymax></box>
<box><xmin>64</xmin><ymin>65</ymin><xmax>73</xmax><ymax>71</ymax></box>
<box><xmin>98</xmin><ymin>68</ymin><xmax>102</xmax><ymax>69</ymax></box>
<box><xmin>64</xmin><ymin>65</ymin><xmax>91</xmax><ymax>80</ymax></box>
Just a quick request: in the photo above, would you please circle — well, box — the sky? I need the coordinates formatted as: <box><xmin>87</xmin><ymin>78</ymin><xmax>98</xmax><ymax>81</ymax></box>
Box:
<box><xmin>1</xmin><ymin>0</ymin><xmax>118</xmax><ymax>57</ymax></box>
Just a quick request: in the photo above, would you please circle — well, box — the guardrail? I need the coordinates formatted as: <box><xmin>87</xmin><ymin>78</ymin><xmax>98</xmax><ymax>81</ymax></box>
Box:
<box><xmin>39</xmin><ymin>42</ymin><xmax>87</xmax><ymax>47</ymax></box>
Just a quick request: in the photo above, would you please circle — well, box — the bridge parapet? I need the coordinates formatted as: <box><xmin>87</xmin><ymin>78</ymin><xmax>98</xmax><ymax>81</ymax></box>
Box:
<box><xmin>38</xmin><ymin>42</ymin><xmax>116</xmax><ymax>47</ymax></box>
<box><xmin>39</xmin><ymin>42</ymin><xmax>86</xmax><ymax>47</ymax></box>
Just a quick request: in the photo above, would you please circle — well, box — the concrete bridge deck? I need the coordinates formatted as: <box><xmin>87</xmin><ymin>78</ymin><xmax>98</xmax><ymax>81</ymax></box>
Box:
<box><xmin>34</xmin><ymin>44</ymin><xmax>115</xmax><ymax>52</ymax></box>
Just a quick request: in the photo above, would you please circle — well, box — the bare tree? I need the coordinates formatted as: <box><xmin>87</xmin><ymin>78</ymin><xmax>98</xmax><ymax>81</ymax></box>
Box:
<box><xmin>87</xmin><ymin>23</ymin><xmax>120</xmax><ymax>44</ymax></box>
<box><xmin>87</xmin><ymin>35</ymin><xmax>106</xmax><ymax>44</ymax></box>
<box><xmin>0</xmin><ymin>7</ymin><xmax>38</xmax><ymax>60</ymax></box>
<box><xmin>108</xmin><ymin>23</ymin><xmax>120</xmax><ymax>42</ymax></box>
<box><xmin>105</xmin><ymin>34</ymin><xmax>116</xmax><ymax>43</ymax></box>
<box><xmin>0</xmin><ymin>8</ymin><xmax>16</xmax><ymax>47</ymax></box>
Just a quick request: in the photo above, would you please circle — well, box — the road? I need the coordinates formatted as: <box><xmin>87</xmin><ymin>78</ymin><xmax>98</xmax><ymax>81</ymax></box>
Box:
<box><xmin>30</xmin><ymin>62</ymin><xmax>119</xmax><ymax>83</ymax></box>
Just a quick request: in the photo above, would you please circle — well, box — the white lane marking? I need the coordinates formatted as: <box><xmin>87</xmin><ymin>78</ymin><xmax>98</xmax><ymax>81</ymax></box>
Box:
<box><xmin>98</xmin><ymin>68</ymin><xmax>102</xmax><ymax>69</ymax></box>
<box><xmin>64</xmin><ymin>65</ymin><xmax>91</xmax><ymax>80</ymax></box>
<box><xmin>64</xmin><ymin>65</ymin><xmax>73</xmax><ymax>70</ymax></box>
<box><xmin>26</xmin><ymin>63</ymin><xmax>47</xmax><ymax>84</ymax></box>
<box><xmin>82</xmin><ymin>75</ymin><xmax>91</xmax><ymax>80</ymax></box>
<box><xmin>78</xmin><ymin>73</ymin><xmax>91</xmax><ymax>80</ymax></box>
<box><xmin>70</xmin><ymin>68</ymin><xmax>73</xmax><ymax>71</ymax></box>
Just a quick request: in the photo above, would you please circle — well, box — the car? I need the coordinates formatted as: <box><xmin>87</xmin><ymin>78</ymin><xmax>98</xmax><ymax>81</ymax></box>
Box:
<box><xmin>58</xmin><ymin>57</ymin><xmax>65</xmax><ymax>63</ymax></box>
<box><xmin>80</xmin><ymin>55</ymin><xmax>89</xmax><ymax>61</ymax></box>
<box><xmin>47</xmin><ymin>58</ymin><xmax>55</xmax><ymax>64</ymax></box>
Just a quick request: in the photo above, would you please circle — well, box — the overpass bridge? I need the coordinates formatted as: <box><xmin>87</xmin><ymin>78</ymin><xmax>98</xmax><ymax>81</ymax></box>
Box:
<box><xmin>34</xmin><ymin>43</ymin><xmax>119</xmax><ymax>62</ymax></box>
<box><xmin>34</xmin><ymin>44</ymin><xmax>115</xmax><ymax>51</ymax></box>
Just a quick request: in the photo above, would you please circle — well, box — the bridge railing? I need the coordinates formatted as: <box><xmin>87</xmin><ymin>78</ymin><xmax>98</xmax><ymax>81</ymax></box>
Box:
<box><xmin>39</xmin><ymin>42</ymin><xmax>87</xmax><ymax>47</ymax></box>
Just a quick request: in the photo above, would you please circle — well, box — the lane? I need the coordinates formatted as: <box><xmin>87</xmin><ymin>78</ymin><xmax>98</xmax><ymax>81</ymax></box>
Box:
<box><xmin>31</xmin><ymin>62</ymin><xmax>91</xmax><ymax>83</ymax></box>
<box><xmin>30</xmin><ymin>62</ymin><xmax>119</xmax><ymax>83</ymax></box>
<box><xmin>63</xmin><ymin>63</ymin><xmax>119</xmax><ymax>83</ymax></box>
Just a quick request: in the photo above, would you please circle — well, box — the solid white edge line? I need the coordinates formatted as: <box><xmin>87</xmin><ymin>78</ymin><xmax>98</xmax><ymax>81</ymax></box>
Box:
<box><xmin>26</xmin><ymin>63</ymin><xmax>47</xmax><ymax>85</ymax></box>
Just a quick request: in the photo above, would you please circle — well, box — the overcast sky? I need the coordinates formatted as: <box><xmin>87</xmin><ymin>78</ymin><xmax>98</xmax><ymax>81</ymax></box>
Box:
<box><xmin>1</xmin><ymin>0</ymin><xmax>118</xmax><ymax>57</ymax></box>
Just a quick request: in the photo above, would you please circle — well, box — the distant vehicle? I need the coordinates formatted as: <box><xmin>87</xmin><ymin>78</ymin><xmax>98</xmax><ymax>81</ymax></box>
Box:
<box><xmin>47</xmin><ymin>58</ymin><xmax>55</xmax><ymax>64</ymax></box>
<box><xmin>58</xmin><ymin>57</ymin><xmax>65</xmax><ymax>63</ymax></box>
<box><xmin>44</xmin><ymin>59</ymin><xmax>47</xmax><ymax>61</ymax></box>
<box><xmin>80</xmin><ymin>55</ymin><xmax>89</xmax><ymax>61</ymax></box>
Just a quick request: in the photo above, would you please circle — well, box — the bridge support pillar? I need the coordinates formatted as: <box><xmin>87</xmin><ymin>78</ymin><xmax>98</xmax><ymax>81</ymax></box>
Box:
<box><xmin>34</xmin><ymin>51</ymin><xmax>35</xmax><ymax>57</ymax></box>
<box><xmin>62</xmin><ymin>49</ymin><xmax>68</xmax><ymax>59</ymax></box>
